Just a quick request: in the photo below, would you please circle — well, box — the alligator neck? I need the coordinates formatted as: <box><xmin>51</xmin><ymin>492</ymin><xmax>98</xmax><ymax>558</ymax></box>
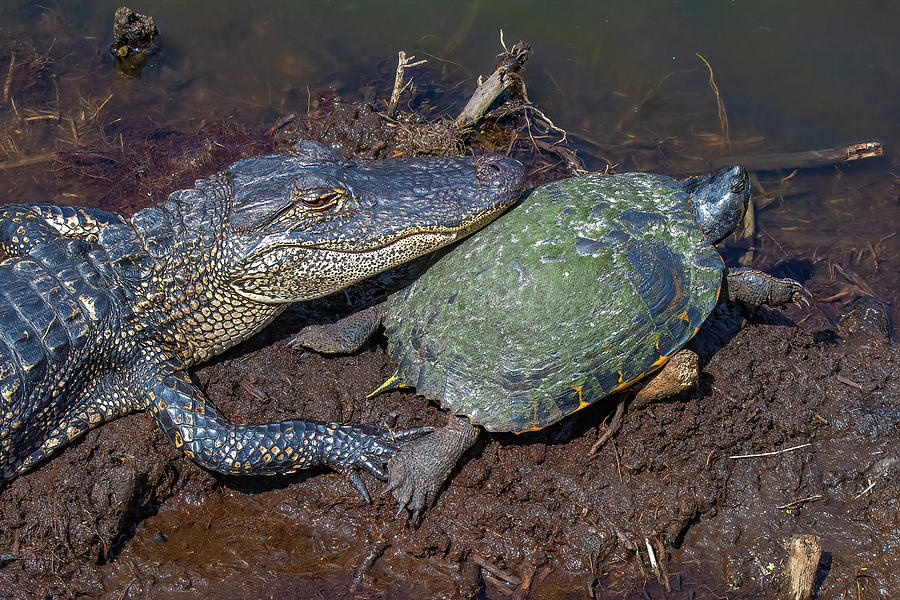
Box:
<box><xmin>101</xmin><ymin>178</ymin><xmax>285</xmax><ymax>368</ymax></box>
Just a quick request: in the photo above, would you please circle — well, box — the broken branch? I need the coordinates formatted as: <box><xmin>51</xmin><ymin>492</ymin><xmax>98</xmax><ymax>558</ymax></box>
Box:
<box><xmin>454</xmin><ymin>39</ymin><xmax>530</xmax><ymax>132</ymax></box>
<box><xmin>711</xmin><ymin>141</ymin><xmax>884</xmax><ymax>172</ymax></box>
<box><xmin>386</xmin><ymin>51</ymin><xmax>427</xmax><ymax>118</ymax></box>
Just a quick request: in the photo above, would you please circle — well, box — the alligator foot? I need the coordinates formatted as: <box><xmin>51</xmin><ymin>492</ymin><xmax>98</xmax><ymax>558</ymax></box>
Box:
<box><xmin>386</xmin><ymin>416</ymin><xmax>478</xmax><ymax>522</ymax></box>
<box><xmin>326</xmin><ymin>423</ymin><xmax>433</xmax><ymax>503</ymax></box>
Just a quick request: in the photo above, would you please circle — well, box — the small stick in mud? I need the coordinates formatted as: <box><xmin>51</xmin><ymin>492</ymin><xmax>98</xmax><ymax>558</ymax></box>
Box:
<box><xmin>350</xmin><ymin>536</ymin><xmax>391</xmax><ymax>593</ymax></box>
<box><xmin>386</xmin><ymin>51</ymin><xmax>427</xmax><ymax>118</ymax></box>
<box><xmin>776</xmin><ymin>494</ymin><xmax>823</xmax><ymax>510</ymax></box>
<box><xmin>853</xmin><ymin>479</ymin><xmax>877</xmax><ymax>500</ymax></box>
<box><xmin>454</xmin><ymin>38</ymin><xmax>531</xmax><ymax>132</ymax></box>
<box><xmin>588</xmin><ymin>399</ymin><xmax>625</xmax><ymax>455</ymax></box>
<box><xmin>778</xmin><ymin>534</ymin><xmax>822</xmax><ymax>600</ymax></box>
<box><xmin>729</xmin><ymin>443</ymin><xmax>811</xmax><ymax>459</ymax></box>
<box><xmin>471</xmin><ymin>554</ymin><xmax>522</xmax><ymax>587</ymax></box>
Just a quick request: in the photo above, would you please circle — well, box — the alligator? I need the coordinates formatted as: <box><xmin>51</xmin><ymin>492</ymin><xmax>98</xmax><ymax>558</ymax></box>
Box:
<box><xmin>0</xmin><ymin>140</ymin><xmax>525</xmax><ymax>500</ymax></box>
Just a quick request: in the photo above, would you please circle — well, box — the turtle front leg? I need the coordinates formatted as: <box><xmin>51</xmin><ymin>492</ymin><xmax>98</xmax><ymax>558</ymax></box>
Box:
<box><xmin>289</xmin><ymin>303</ymin><xmax>387</xmax><ymax>354</ymax></box>
<box><xmin>387</xmin><ymin>415</ymin><xmax>479</xmax><ymax>521</ymax></box>
<box><xmin>143</xmin><ymin>367</ymin><xmax>430</xmax><ymax>502</ymax></box>
<box><xmin>724</xmin><ymin>267</ymin><xmax>811</xmax><ymax>308</ymax></box>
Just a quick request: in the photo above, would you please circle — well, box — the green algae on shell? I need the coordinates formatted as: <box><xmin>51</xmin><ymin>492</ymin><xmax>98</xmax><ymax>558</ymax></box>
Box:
<box><xmin>384</xmin><ymin>173</ymin><xmax>725</xmax><ymax>433</ymax></box>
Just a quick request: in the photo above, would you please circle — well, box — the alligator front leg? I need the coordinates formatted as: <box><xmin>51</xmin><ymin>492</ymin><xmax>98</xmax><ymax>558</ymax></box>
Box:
<box><xmin>1</xmin><ymin>375</ymin><xmax>144</xmax><ymax>483</ymax></box>
<box><xmin>144</xmin><ymin>368</ymin><xmax>430</xmax><ymax>502</ymax></box>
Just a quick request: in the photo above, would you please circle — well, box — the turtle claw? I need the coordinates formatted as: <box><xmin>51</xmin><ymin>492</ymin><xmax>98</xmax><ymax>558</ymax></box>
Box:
<box><xmin>789</xmin><ymin>281</ymin><xmax>812</xmax><ymax>309</ymax></box>
<box><xmin>385</xmin><ymin>419</ymin><xmax>478</xmax><ymax>521</ymax></box>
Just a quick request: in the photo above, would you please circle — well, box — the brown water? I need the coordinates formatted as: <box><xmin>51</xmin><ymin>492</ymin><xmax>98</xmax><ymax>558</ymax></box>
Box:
<box><xmin>2</xmin><ymin>0</ymin><xmax>896</xmax><ymax>318</ymax></box>
<box><xmin>0</xmin><ymin>2</ymin><xmax>897</xmax><ymax>599</ymax></box>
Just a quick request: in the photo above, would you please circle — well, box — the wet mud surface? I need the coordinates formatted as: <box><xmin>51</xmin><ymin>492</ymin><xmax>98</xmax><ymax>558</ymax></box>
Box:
<box><xmin>0</xmin><ymin>289</ymin><xmax>897</xmax><ymax>599</ymax></box>
<box><xmin>1</xmin><ymin>9</ymin><xmax>898</xmax><ymax>600</ymax></box>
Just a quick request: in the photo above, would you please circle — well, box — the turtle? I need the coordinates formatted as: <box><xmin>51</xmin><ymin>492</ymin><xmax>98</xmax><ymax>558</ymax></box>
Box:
<box><xmin>292</xmin><ymin>165</ymin><xmax>810</xmax><ymax>518</ymax></box>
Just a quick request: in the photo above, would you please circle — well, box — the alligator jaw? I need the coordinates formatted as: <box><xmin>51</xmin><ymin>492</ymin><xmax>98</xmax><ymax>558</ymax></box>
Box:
<box><xmin>226</xmin><ymin>149</ymin><xmax>525</xmax><ymax>304</ymax></box>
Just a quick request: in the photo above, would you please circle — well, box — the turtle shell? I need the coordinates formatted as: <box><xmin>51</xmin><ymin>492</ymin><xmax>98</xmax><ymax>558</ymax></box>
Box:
<box><xmin>384</xmin><ymin>173</ymin><xmax>725</xmax><ymax>433</ymax></box>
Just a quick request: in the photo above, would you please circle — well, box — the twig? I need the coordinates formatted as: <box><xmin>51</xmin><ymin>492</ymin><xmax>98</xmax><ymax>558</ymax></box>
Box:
<box><xmin>729</xmin><ymin>443</ymin><xmax>811</xmax><ymax>459</ymax></box>
<box><xmin>696</xmin><ymin>53</ymin><xmax>730</xmax><ymax>149</ymax></box>
<box><xmin>386</xmin><ymin>51</ymin><xmax>427</xmax><ymax>118</ymax></box>
<box><xmin>776</xmin><ymin>495</ymin><xmax>823</xmax><ymax>509</ymax></box>
<box><xmin>835</xmin><ymin>375</ymin><xmax>863</xmax><ymax>390</ymax></box>
<box><xmin>589</xmin><ymin>398</ymin><xmax>625</xmax><ymax>455</ymax></box>
<box><xmin>350</xmin><ymin>537</ymin><xmax>390</xmax><ymax>593</ymax></box>
<box><xmin>115</xmin><ymin>576</ymin><xmax>136</xmax><ymax>600</ymax></box>
<box><xmin>455</xmin><ymin>38</ymin><xmax>530</xmax><ymax>131</ymax></box>
<box><xmin>711</xmin><ymin>141</ymin><xmax>884</xmax><ymax>172</ymax></box>
<box><xmin>89</xmin><ymin>92</ymin><xmax>114</xmax><ymax>122</ymax></box>
<box><xmin>471</xmin><ymin>554</ymin><xmax>522</xmax><ymax>586</ymax></box>
<box><xmin>0</xmin><ymin>153</ymin><xmax>57</xmax><ymax>170</ymax></box>
<box><xmin>853</xmin><ymin>479</ymin><xmax>877</xmax><ymax>500</ymax></box>
<box><xmin>3</xmin><ymin>52</ymin><xmax>14</xmax><ymax>104</ymax></box>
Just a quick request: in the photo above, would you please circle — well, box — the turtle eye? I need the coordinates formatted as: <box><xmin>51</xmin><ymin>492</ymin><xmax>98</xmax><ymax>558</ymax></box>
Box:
<box><xmin>294</xmin><ymin>187</ymin><xmax>347</xmax><ymax>211</ymax></box>
<box><xmin>730</xmin><ymin>177</ymin><xmax>746</xmax><ymax>194</ymax></box>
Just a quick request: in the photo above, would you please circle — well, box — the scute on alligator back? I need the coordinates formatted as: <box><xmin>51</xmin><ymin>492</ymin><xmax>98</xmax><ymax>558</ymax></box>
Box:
<box><xmin>384</xmin><ymin>173</ymin><xmax>726</xmax><ymax>432</ymax></box>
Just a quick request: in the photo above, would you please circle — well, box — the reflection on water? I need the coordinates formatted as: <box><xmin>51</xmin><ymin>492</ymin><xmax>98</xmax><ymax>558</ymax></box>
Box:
<box><xmin>2</xmin><ymin>1</ymin><xmax>897</xmax><ymax>156</ymax></box>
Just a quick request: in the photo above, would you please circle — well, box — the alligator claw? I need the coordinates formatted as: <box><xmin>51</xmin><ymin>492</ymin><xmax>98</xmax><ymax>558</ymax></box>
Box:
<box><xmin>790</xmin><ymin>281</ymin><xmax>812</xmax><ymax>308</ymax></box>
<box><xmin>386</xmin><ymin>425</ymin><xmax>433</xmax><ymax>442</ymax></box>
<box><xmin>327</xmin><ymin>423</ymin><xmax>432</xmax><ymax>504</ymax></box>
<box><xmin>349</xmin><ymin>470</ymin><xmax>371</xmax><ymax>504</ymax></box>
<box><xmin>360</xmin><ymin>458</ymin><xmax>388</xmax><ymax>481</ymax></box>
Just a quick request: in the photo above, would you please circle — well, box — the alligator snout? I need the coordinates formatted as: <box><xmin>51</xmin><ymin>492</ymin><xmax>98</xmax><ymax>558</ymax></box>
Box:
<box><xmin>474</xmin><ymin>153</ymin><xmax>524</xmax><ymax>189</ymax></box>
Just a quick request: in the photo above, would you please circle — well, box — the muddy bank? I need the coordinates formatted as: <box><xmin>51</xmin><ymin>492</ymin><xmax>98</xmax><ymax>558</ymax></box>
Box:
<box><xmin>0</xmin><ymin>292</ymin><xmax>896</xmax><ymax>599</ymax></box>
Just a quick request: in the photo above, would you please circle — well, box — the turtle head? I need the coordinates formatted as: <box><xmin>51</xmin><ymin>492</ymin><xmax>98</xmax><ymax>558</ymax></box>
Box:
<box><xmin>683</xmin><ymin>165</ymin><xmax>750</xmax><ymax>244</ymax></box>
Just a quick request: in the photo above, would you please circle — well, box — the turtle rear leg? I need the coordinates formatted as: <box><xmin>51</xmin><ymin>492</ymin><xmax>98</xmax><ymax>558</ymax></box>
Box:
<box><xmin>590</xmin><ymin>349</ymin><xmax>699</xmax><ymax>455</ymax></box>
<box><xmin>387</xmin><ymin>415</ymin><xmax>479</xmax><ymax>521</ymax></box>
<box><xmin>632</xmin><ymin>348</ymin><xmax>699</xmax><ymax>409</ymax></box>
<box><xmin>724</xmin><ymin>267</ymin><xmax>810</xmax><ymax>308</ymax></box>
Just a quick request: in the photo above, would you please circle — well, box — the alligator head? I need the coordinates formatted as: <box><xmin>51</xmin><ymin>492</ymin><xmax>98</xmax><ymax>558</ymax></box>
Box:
<box><xmin>222</xmin><ymin>141</ymin><xmax>525</xmax><ymax>302</ymax></box>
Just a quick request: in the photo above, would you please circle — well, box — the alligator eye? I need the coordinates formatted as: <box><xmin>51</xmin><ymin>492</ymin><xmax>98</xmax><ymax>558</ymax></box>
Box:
<box><xmin>295</xmin><ymin>187</ymin><xmax>346</xmax><ymax>211</ymax></box>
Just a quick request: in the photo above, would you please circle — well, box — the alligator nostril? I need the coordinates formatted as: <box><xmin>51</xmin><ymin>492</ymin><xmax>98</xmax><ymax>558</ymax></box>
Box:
<box><xmin>476</xmin><ymin>160</ymin><xmax>503</xmax><ymax>183</ymax></box>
